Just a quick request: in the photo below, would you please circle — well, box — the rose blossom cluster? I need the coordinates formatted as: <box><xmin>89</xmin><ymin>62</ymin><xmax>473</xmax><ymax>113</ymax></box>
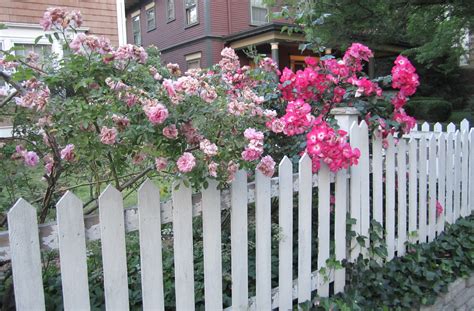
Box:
<box><xmin>306</xmin><ymin>119</ymin><xmax>360</xmax><ymax>172</ymax></box>
<box><xmin>40</xmin><ymin>7</ymin><xmax>83</xmax><ymax>31</ymax></box>
<box><xmin>69</xmin><ymin>34</ymin><xmax>112</xmax><ymax>55</ymax></box>
<box><xmin>13</xmin><ymin>146</ymin><xmax>39</xmax><ymax>167</ymax></box>
<box><xmin>14</xmin><ymin>78</ymin><xmax>50</xmax><ymax>110</ymax></box>
<box><xmin>242</xmin><ymin>128</ymin><xmax>264</xmax><ymax>161</ymax></box>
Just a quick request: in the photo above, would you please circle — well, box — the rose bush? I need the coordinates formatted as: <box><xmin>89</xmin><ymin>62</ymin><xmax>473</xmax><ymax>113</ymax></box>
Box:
<box><xmin>0</xmin><ymin>8</ymin><xmax>419</xmax><ymax>218</ymax></box>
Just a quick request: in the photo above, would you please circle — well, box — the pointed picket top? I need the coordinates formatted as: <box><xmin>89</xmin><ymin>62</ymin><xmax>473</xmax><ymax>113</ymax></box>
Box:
<box><xmin>470</xmin><ymin>127</ymin><xmax>474</xmax><ymax>137</ymax></box>
<box><xmin>99</xmin><ymin>184</ymin><xmax>122</xmax><ymax>201</ymax></box>
<box><xmin>299</xmin><ymin>152</ymin><xmax>312</xmax><ymax>169</ymax></box>
<box><xmin>434</xmin><ymin>123</ymin><xmax>442</xmax><ymax>132</ymax></box>
<box><xmin>57</xmin><ymin>191</ymin><xmax>82</xmax><ymax>210</ymax></box>
<box><xmin>279</xmin><ymin>155</ymin><xmax>293</xmax><ymax>171</ymax></box>
<box><xmin>421</xmin><ymin>122</ymin><xmax>430</xmax><ymax>132</ymax></box>
<box><xmin>8</xmin><ymin>198</ymin><xmax>36</xmax><ymax>218</ymax></box>
<box><xmin>350</xmin><ymin>119</ymin><xmax>359</xmax><ymax>134</ymax></box>
<box><xmin>447</xmin><ymin>123</ymin><xmax>456</xmax><ymax>133</ymax></box>
<box><xmin>138</xmin><ymin>178</ymin><xmax>159</xmax><ymax>196</ymax></box>
<box><xmin>358</xmin><ymin>120</ymin><xmax>368</xmax><ymax>130</ymax></box>
<box><xmin>412</xmin><ymin>123</ymin><xmax>419</xmax><ymax>132</ymax></box>
<box><xmin>461</xmin><ymin>119</ymin><xmax>470</xmax><ymax>132</ymax></box>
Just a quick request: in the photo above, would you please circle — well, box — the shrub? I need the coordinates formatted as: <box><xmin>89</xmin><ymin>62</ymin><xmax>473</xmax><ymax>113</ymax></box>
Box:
<box><xmin>405</xmin><ymin>97</ymin><xmax>452</xmax><ymax>122</ymax></box>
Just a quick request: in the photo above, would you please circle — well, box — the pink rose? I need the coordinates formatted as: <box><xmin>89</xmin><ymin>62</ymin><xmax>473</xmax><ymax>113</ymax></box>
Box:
<box><xmin>60</xmin><ymin>144</ymin><xmax>75</xmax><ymax>162</ymax></box>
<box><xmin>208</xmin><ymin>162</ymin><xmax>218</xmax><ymax>177</ymax></box>
<box><xmin>24</xmin><ymin>151</ymin><xmax>39</xmax><ymax>167</ymax></box>
<box><xmin>256</xmin><ymin>155</ymin><xmax>275</xmax><ymax>177</ymax></box>
<box><xmin>100</xmin><ymin>126</ymin><xmax>117</xmax><ymax>145</ymax></box>
<box><xmin>155</xmin><ymin>157</ymin><xmax>168</xmax><ymax>171</ymax></box>
<box><xmin>176</xmin><ymin>152</ymin><xmax>196</xmax><ymax>173</ymax></box>
<box><xmin>163</xmin><ymin>124</ymin><xmax>178</xmax><ymax>139</ymax></box>
<box><xmin>199</xmin><ymin>139</ymin><xmax>218</xmax><ymax>156</ymax></box>
<box><xmin>143</xmin><ymin>101</ymin><xmax>169</xmax><ymax>125</ymax></box>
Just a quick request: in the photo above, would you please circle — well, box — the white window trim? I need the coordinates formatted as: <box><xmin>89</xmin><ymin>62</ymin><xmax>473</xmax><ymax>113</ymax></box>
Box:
<box><xmin>250</xmin><ymin>0</ymin><xmax>269</xmax><ymax>26</ymax></box>
<box><xmin>185</xmin><ymin>52</ymin><xmax>202</xmax><ymax>62</ymax></box>
<box><xmin>131</xmin><ymin>10</ymin><xmax>141</xmax><ymax>18</ymax></box>
<box><xmin>145</xmin><ymin>2</ymin><xmax>155</xmax><ymax>10</ymax></box>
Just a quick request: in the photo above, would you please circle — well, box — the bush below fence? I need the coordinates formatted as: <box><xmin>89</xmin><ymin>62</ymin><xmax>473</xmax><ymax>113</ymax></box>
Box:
<box><xmin>1</xmin><ymin>119</ymin><xmax>474</xmax><ymax>310</ymax></box>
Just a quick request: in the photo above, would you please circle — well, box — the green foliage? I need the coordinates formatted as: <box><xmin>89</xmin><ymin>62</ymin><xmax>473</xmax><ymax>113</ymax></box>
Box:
<box><xmin>310</xmin><ymin>214</ymin><xmax>474</xmax><ymax>310</ymax></box>
<box><xmin>405</xmin><ymin>97</ymin><xmax>453</xmax><ymax>122</ymax></box>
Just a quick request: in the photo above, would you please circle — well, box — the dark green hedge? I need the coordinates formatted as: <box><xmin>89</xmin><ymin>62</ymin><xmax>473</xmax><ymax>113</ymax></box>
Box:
<box><xmin>405</xmin><ymin>97</ymin><xmax>452</xmax><ymax>122</ymax></box>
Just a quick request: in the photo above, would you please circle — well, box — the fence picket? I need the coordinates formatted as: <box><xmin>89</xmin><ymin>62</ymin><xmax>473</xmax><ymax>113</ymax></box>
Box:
<box><xmin>434</xmin><ymin>122</ymin><xmax>442</xmax><ymax>133</ymax></box>
<box><xmin>421</xmin><ymin>122</ymin><xmax>430</xmax><ymax>132</ymax></box>
<box><xmin>397</xmin><ymin>139</ymin><xmax>407</xmax><ymax>255</ymax></box>
<box><xmin>447</xmin><ymin>123</ymin><xmax>456</xmax><ymax>133</ymax></box>
<box><xmin>334</xmin><ymin>169</ymin><xmax>347</xmax><ymax>294</ymax></box>
<box><xmin>202</xmin><ymin>180</ymin><xmax>223</xmax><ymax>310</ymax></box>
<box><xmin>385</xmin><ymin>135</ymin><xmax>396</xmax><ymax>259</ymax></box>
<box><xmin>298</xmin><ymin>154</ymin><xmax>313</xmax><ymax>303</ymax></box>
<box><xmin>446</xmin><ymin>132</ymin><xmax>454</xmax><ymax>224</ymax></box>
<box><xmin>419</xmin><ymin>137</ymin><xmax>428</xmax><ymax>243</ymax></box>
<box><xmin>428</xmin><ymin>135</ymin><xmax>437</xmax><ymax>242</ymax></box>
<box><xmin>470</xmin><ymin>129</ymin><xmax>474</xmax><ymax>214</ymax></box>
<box><xmin>349</xmin><ymin>122</ymin><xmax>361</xmax><ymax>261</ymax></box>
<box><xmin>408</xmin><ymin>139</ymin><xmax>418</xmax><ymax>243</ymax></box>
<box><xmin>8</xmin><ymin>199</ymin><xmax>45</xmax><ymax>310</ymax></box>
<box><xmin>461</xmin><ymin>129</ymin><xmax>469</xmax><ymax>217</ymax></box>
<box><xmin>98</xmin><ymin>185</ymin><xmax>129</xmax><ymax>310</ymax></box>
<box><xmin>372</xmin><ymin>135</ymin><xmax>384</xmax><ymax>227</ymax></box>
<box><xmin>56</xmin><ymin>192</ymin><xmax>90</xmax><ymax>311</ymax></box>
<box><xmin>231</xmin><ymin>170</ymin><xmax>249</xmax><ymax>310</ymax></box>
<box><xmin>359</xmin><ymin>121</ymin><xmax>370</xmax><ymax>256</ymax></box>
<box><xmin>255</xmin><ymin>170</ymin><xmax>272</xmax><ymax>309</ymax></box>
<box><xmin>172</xmin><ymin>182</ymin><xmax>195</xmax><ymax>311</ymax></box>
<box><xmin>138</xmin><ymin>180</ymin><xmax>164</xmax><ymax>311</ymax></box>
<box><xmin>454</xmin><ymin>132</ymin><xmax>461</xmax><ymax>221</ymax></box>
<box><xmin>278</xmin><ymin>157</ymin><xmax>293</xmax><ymax>309</ymax></box>
<box><xmin>318</xmin><ymin>163</ymin><xmax>331</xmax><ymax>297</ymax></box>
<box><xmin>437</xmin><ymin>134</ymin><xmax>446</xmax><ymax>234</ymax></box>
<box><xmin>461</xmin><ymin>119</ymin><xmax>469</xmax><ymax>133</ymax></box>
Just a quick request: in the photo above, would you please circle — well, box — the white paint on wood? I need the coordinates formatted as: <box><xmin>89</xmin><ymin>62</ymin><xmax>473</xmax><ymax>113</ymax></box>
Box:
<box><xmin>372</xmin><ymin>134</ymin><xmax>384</xmax><ymax>227</ymax></box>
<box><xmin>255</xmin><ymin>170</ymin><xmax>272</xmax><ymax>310</ymax></box>
<box><xmin>447</xmin><ymin>123</ymin><xmax>456</xmax><ymax>133</ymax></box>
<box><xmin>202</xmin><ymin>180</ymin><xmax>223</xmax><ymax>310</ymax></box>
<box><xmin>318</xmin><ymin>163</ymin><xmax>330</xmax><ymax>297</ymax></box>
<box><xmin>454</xmin><ymin>132</ymin><xmax>461</xmax><ymax>221</ymax></box>
<box><xmin>349</xmin><ymin>122</ymin><xmax>361</xmax><ymax>260</ymax></box>
<box><xmin>428</xmin><ymin>135</ymin><xmax>437</xmax><ymax>242</ymax></box>
<box><xmin>469</xmin><ymin>129</ymin><xmax>474</xmax><ymax>214</ymax></box>
<box><xmin>408</xmin><ymin>139</ymin><xmax>418</xmax><ymax>242</ymax></box>
<box><xmin>138</xmin><ymin>180</ymin><xmax>164</xmax><ymax>311</ymax></box>
<box><xmin>172</xmin><ymin>182</ymin><xmax>195</xmax><ymax>311</ymax></box>
<box><xmin>385</xmin><ymin>135</ymin><xmax>396</xmax><ymax>259</ymax></box>
<box><xmin>421</xmin><ymin>122</ymin><xmax>430</xmax><ymax>132</ymax></box>
<box><xmin>397</xmin><ymin>139</ymin><xmax>407</xmax><ymax>255</ymax></box>
<box><xmin>419</xmin><ymin>137</ymin><xmax>428</xmax><ymax>243</ymax></box>
<box><xmin>437</xmin><ymin>134</ymin><xmax>446</xmax><ymax>234</ymax></box>
<box><xmin>434</xmin><ymin>123</ymin><xmax>442</xmax><ymax>133</ymax></box>
<box><xmin>461</xmin><ymin>130</ymin><xmax>469</xmax><ymax>217</ymax></box>
<box><xmin>278</xmin><ymin>157</ymin><xmax>293</xmax><ymax>310</ymax></box>
<box><xmin>334</xmin><ymin>169</ymin><xmax>347</xmax><ymax>293</ymax></box>
<box><xmin>460</xmin><ymin>119</ymin><xmax>469</xmax><ymax>133</ymax></box>
<box><xmin>98</xmin><ymin>185</ymin><xmax>129</xmax><ymax>310</ymax></box>
<box><xmin>298</xmin><ymin>154</ymin><xmax>312</xmax><ymax>303</ymax></box>
<box><xmin>358</xmin><ymin>121</ymin><xmax>370</xmax><ymax>256</ymax></box>
<box><xmin>231</xmin><ymin>171</ymin><xmax>249</xmax><ymax>310</ymax></box>
<box><xmin>56</xmin><ymin>192</ymin><xmax>90</xmax><ymax>311</ymax></box>
<box><xmin>8</xmin><ymin>199</ymin><xmax>45</xmax><ymax>310</ymax></box>
<box><xmin>445</xmin><ymin>132</ymin><xmax>454</xmax><ymax>224</ymax></box>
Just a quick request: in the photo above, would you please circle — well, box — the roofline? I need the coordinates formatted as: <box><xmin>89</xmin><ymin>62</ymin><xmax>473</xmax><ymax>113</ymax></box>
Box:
<box><xmin>223</xmin><ymin>22</ymin><xmax>297</xmax><ymax>43</ymax></box>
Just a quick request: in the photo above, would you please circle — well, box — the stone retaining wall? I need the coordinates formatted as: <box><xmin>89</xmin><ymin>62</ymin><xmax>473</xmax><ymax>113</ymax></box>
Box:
<box><xmin>420</xmin><ymin>274</ymin><xmax>474</xmax><ymax>311</ymax></box>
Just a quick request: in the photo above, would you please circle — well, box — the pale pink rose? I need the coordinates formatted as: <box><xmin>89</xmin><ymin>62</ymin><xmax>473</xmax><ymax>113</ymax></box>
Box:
<box><xmin>24</xmin><ymin>151</ymin><xmax>39</xmax><ymax>167</ymax></box>
<box><xmin>199</xmin><ymin>139</ymin><xmax>218</xmax><ymax>156</ymax></box>
<box><xmin>226</xmin><ymin>160</ymin><xmax>239</xmax><ymax>182</ymax></box>
<box><xmin>155</xmin><ymin>157</ymin><xmax>168</xmax><ymax>171</ymax></box>
<box><xmin>100</xmin><ymin>126</ymin><xmax>117</xmax><ymax>145</ymax></box>
<box><xmin>143</xmin><ymin>102</ymin><xmax>169</xmax><ymax>125</ymax></box>
<box><xmin>111</xmin><ymin>114</ymin><xmax>130</xmax><ymax>130</ymax></box>
<box><xmin>176</xmin><ymin>152</ymin><xmax>196</xmax><ymax>173</ymax></box>
<box><xmin>60</xmin><ymin>144</ymin><xmax>75</xmax><ymax>162</ymax></box>
<box><xmin>257</xmin><ymin>155</ymin><xmax>276</xmax><ymax>177</ymax></box>
<box><xmin>163</xmin><ymin>124</ymin><xmax>178</xmax><ymax>139</ymax></box>
<box><xmin>208</xmin><ymin>161</ymin><xmax>218</xmax><ymax>177</ymax></box>
<box><xmin>270</xmin><ymin>118</ymin><xmax>285</xmax><ymax>133</ymax></box>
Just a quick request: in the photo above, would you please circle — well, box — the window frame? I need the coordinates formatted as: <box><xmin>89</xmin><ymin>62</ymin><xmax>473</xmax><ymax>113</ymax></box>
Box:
<box><xmin>145</xmin><ymin>2</ymin><xmax>156</xmax><ymax>32</ymax></box>
<box><xmin>185</xmin><ymin>52</ymin><xmax>202</xmax><ymax>70</ymax></box>
<box><xmin>167</xmin><ymin>0</ymin><xmax>176</xmax><ymax>22</ymax></box>
<box><xmin>250</xmin><ymin>0</ymin><xmax>269</xmax><ymax>26</ymax></box>
<box><xmin>184</xmin><ymin>0</ymin><xmax>199</xmax><ymax>27</ymax></box>
<box><xmin>131</xmin><ymin>11</ymin><xmax>142</xmax><ymax>46</ymax></box>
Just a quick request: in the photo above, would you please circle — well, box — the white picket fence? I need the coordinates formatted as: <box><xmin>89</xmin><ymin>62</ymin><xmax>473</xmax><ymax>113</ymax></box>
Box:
<box><xmin>1</xmin><ymin>119</ymin><xmax>474</xmax><ymax>310</ymax></box>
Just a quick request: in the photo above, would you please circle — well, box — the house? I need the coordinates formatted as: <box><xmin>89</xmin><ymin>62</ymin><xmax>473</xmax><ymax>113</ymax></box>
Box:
<box><xmin>124</xmin><ymin>0</ymin><xmax>318</xmax><ymax>70</ymax></box>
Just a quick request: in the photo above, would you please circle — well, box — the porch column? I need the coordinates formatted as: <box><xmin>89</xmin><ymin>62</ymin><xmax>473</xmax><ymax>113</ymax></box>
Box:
<box><xmin>116</xmin><ymin>0</ymin><xmax>127</xmax><ymax>45</ymax></box>
<box><xmin>330</xmin><ymin>107</ymin><xmax>359</xmax><ymax>132</ymax></box>
<box><xmin>270</xmin><ymin>42</ymin><xmax>279</xmax><ymax>66</ymax></box>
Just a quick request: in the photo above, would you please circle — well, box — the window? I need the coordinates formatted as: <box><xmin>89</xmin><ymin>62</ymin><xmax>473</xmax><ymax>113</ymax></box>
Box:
<box><xmin>14</xmin><ymin>43</ymin><xmax>52</xmax><ymax>60</ymax></box>
<box><xmin>167</xmin><ymin>0</ymin><xmax>175</xmax><ymax>21</ymax></box>
<box><xmin>186</xmin><ymin>52</ymin><xmax>201</xmax><ymax>70</ymax></box>
<box><xmin>185</xmin><ymin>0</ymin><xmax>198</xmax><ymax>26</ymax></box>
<box><xmin>250</xmin><ymin>0</ymin><xmax>269</xmax><ymax>25</ymax></box>
<box><xmin>145</xmin><ymin>2</ymin><xmax>156</xmax><ymax>31</ymax></box>
<box><xmin>131</xmin><ymin>12</ymin><xmax>141</xmax><ymax>46</ymax></box>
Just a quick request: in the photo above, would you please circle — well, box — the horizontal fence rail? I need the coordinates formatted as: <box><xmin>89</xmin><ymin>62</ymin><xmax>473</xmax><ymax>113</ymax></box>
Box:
<box><xmin>1</xmin><ymin>119</ymin><xmax>473</xmax><ymax>310</ymax></box>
